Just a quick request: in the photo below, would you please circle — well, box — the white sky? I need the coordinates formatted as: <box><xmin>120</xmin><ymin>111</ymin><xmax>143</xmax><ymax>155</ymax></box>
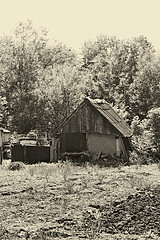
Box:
<box><xmin>0</xmin><ymin>0</ymin><xmax>160</xmax><ymax>52</ymax></box>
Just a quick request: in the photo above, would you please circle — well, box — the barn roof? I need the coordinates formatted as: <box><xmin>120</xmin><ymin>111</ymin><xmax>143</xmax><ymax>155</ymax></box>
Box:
<box><xmin>87</xmin><ymin>98</ymin><xmax>131</xmax><ymax>137</ymax></box>
<box><xmin>55</xmin><ymin>97</ymin><xmax>131</xmax><ymax>137</ymax></box>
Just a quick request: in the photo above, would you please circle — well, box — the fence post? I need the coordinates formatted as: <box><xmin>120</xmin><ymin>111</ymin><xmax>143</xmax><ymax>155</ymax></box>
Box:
<box><xmin>50</xmin><ymin>139</ymin><xmax>54</xmax><ymax>162</ymax></box>
<box><xmin>24</xmin><ymin>145</ymin><xmax>26</xmax><ymax>162</ymax></box>
<box><xmin>0</xmin><ymin>147</ymin><xmax>2</xmax><ymax>164</ymax></box>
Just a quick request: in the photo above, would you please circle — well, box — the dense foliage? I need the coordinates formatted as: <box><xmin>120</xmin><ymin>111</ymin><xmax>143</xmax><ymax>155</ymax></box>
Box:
<box><xmin>0</xmin><ymin>21</ymin><xmax>160</xmax><ymax>158</ymax></box>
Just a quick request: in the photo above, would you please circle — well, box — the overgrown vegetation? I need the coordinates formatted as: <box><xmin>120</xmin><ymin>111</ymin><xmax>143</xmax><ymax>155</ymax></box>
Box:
<box><xmin>0</xmin><ymin>20</ymin><xmax>160</xmax><ymax>160</ymax></box>
<box><xmin>0</xmin><ymin>160</ymin><xmax>159</xmax><ymax>239</ymax></box>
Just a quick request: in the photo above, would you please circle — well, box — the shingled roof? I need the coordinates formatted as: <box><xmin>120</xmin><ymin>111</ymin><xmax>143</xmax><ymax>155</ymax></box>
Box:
<box><xmin>86</xmin><ymin>98</ymin><xmax>131</xmax><ymax>137</ymax></box>
<box><xmin>55</xmin><ymin>97</ymin><xmax>131</xmax><ymax>137</ymax></box>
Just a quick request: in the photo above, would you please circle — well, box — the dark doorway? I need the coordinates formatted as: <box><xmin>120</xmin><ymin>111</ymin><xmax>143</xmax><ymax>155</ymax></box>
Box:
<box><xmin>60</xmin><ymin>133</ymin><xmax>86</xmax><ymax>153</ymax></box>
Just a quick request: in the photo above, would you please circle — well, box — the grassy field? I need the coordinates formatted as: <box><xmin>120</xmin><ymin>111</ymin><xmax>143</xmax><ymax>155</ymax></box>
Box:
<box><xmin>0</xmin><ymin>160</ymin><xmax>160</xmax><ymax>240</ymax></box>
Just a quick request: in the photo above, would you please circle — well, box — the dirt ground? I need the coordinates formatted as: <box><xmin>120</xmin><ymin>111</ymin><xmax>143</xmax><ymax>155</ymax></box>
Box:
<box><xmin>0</xmin><ymin>160</ymin><xmax>160</xmax><ymax>240</ymax></box>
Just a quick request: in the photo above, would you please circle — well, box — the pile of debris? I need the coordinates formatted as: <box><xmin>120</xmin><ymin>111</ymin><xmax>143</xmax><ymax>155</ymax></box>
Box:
<box><xmin>90</xmin><ymin>153</ymin><xmax>125</xmax><ymax>167</ymax></box>
<box><xmin>82</xmin><ymin>186</ymin><xmax>160</xmax><ymax>236</ymax></box>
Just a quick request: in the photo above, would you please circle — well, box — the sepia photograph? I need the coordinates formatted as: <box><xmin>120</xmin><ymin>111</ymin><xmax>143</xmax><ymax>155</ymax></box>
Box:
<box><xmin>0</xmin><ymin>0</ymin><xmax>160</xmax><ymax>239</ymax></box>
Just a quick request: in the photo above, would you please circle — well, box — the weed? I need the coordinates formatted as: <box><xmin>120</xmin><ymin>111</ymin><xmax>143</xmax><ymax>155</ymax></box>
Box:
<box><xmin>117</xmin><ymin>162</ymin><xmax>123</xmax><ymax>171</ymax></box>
<box><xmin>61</xmin><ymin>197</ymin><xmax>68</xmax><ymax>212</ymax></box>
<box><xmin>133</xmin><ymin>157</ymin><xmax>143</xmax><ymax>170</ymax></box>
<box><xmin>85</xmin><ymin>162</ymin><xmax>93</xmax><ymax>175</ymax></box>
<box><xmin>87</xmin><ymin>209</ymin><xmax>102</xmax><ymax>239</ymax></box>
<box><xmin>38</xmin><ymin>163</ymin><xmax>53</xmax><ymax>183</ymax></box>
<box><xmin>94</xmin><ymin>209</ymin><xmax>102</xmax><ymax>233</ymax></box>
<box><xmin>97</xmin><ymin>172</ymin><xmax>105</xmax><ymax>184</ymax></box>
<box><xmin>61</xmin><ymin>160</ymin><xmax>72</xmax><ymax>182</ymax></box>
<box><xmin>64</xmin><ymin>179</ymin><xmax>75</xmax><ymax>194</ymax></box>
<box><xmin>27</xmin><ymin>166</ymin><xmax>36</xmax><ymax>177</ymax></box>
<box><xmin>81</xmin><ymin>175</ymin><xmax>89</xmax><ymax>189</ymax></box>
<box><xmin>43</xmin><ymin>170</ymin><xmax>51</xmax><ymax>183</ymax></box>
<box><xmin>128</xmin><ymin>174</ymin><xmax>153</xmax><ymax>190</ymax></box>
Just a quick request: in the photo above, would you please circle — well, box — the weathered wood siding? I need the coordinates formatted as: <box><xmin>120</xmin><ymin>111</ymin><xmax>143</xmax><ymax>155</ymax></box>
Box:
<box><xmin>60</xmin><ymin>102</ymin><xmax>120</xmax><ymax>135</ymax></box>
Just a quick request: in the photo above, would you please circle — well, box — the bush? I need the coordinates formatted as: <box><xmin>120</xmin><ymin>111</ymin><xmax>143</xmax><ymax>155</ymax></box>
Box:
<box><xmin>8</xmin><ymin>161</ymin><xmax>25</xmax><ymax>171</ymax></box>
<box><xmin>131</xmin><ymin>108</ymin><xmax>160</xmax><ymax>163</ymax></box>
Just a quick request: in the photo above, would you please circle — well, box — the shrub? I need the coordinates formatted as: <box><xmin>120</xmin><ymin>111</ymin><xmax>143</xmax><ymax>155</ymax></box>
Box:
<box><xmin>131</xmin><ymin>108</ymin><xmax>160</xmax><ymax>162</ymax></box>
<box><xmin>129</xmin><ymin>150</ymin><xmax>152</xmax><ymax>166</ymax></box>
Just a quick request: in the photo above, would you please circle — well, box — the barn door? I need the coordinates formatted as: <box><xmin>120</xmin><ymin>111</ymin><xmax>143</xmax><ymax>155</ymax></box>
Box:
<box><xmin>60</xmin><ymin>133</ymin><xmax>86</xmax><ymax>153</ymax></box>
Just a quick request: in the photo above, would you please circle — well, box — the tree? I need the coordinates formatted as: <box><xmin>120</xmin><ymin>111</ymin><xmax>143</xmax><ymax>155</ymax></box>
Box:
<box><xmin>131</xmin><ymin>108</ymin><xmax>160</xmax><ymax>160</ymax></box>
<box><xmin>80</xmin><ymin>35</ymin><xmax>156</xmax><ymax>122</ymax></box>
<box><xmin>129</xmin><ymin>58</ymin><xmax>160</xmax><ymax>120</ymax></box>
<box><xmin>0</xmin><ymin>20</ymin><xmax>78</xmax><ymax>133</ymax></box>
<box><xmin>35</xmin><ymin>62</ymin><xmax>90</xmax><ymax>133</ymax></box>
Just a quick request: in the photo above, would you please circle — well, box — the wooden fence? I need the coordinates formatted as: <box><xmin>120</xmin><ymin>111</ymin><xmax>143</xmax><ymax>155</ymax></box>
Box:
<box><xmin>11</xmin><ymin>145</ymin><xmax>50</xmax><ymax>164</ymax></box>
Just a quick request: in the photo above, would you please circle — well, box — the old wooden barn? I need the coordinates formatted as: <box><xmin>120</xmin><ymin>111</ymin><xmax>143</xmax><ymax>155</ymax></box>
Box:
<box><xmin>51</xmin><ymin>97</ymin><xmax>132</xmax><ymax>162</ymax></box>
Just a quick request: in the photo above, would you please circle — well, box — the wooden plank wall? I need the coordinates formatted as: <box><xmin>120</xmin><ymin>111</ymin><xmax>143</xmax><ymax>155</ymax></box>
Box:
<box><xmin>61</xmin><ymin>102</ymin><xmax>120</xmax><ymax>135</ymax></box>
